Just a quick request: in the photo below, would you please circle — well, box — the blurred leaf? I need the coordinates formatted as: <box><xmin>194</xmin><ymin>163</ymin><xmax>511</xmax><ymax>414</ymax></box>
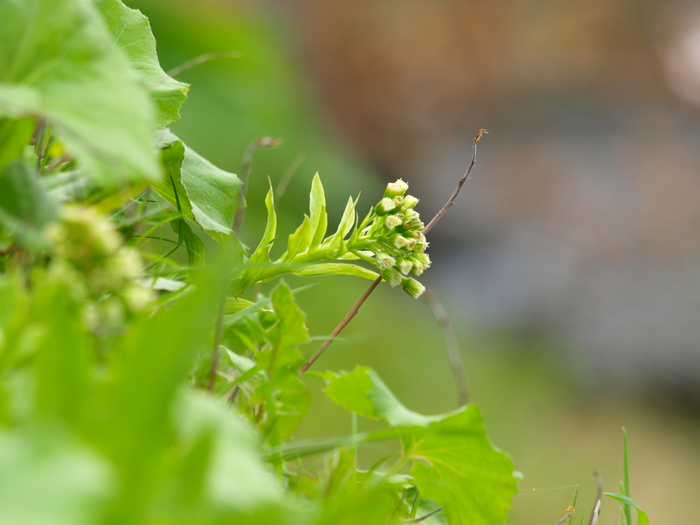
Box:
<box><xmin>0</xmin><ymin>118</ymin><xmax>34</xmax><ymax>172</ymax></box>
<box><xmin>605</xmin><ymin>493</ymin><xmax>649</xmax><ymax>525</ymax></box>
<box><xmin>161</xmin><ymin>390</ymin><xmax>301</xmax><ymax>524</ymax></box>
<box><xmin>171</xmin><ymin>217</ymin><xmax>205</xmax><ymax>266</ymax></box>
<box><xmin>0</xmin><ymin>159</ymin><xmax>58</xmax><ymax>249</ymax></box>
<box><xmin>33</xmin><ymin>282</ymin><xmax>90</xmax><ymax>427</ymax></box>
<box><xmin>0</xmin><ymin>432</ymin><xmax>113</xmax><ymax>525</ymax></box>
<box><xmin>92</xmin><ymin>259</ymin><xmax>229</xmax><ymax>521</ymax></box>
<box><xmin>0</xmin><ymin>0</ymin><xmax>160</xmax><ymax>185</ymax></box>
<box><xmin>94</xmin><ymin>0</ymin><xmax>189</xmax><ymax>128</ymax></box>
<box><xmin>157</xmin><ymin>131</ymin><xmax>241</xmax><ymax>237</ymax></box>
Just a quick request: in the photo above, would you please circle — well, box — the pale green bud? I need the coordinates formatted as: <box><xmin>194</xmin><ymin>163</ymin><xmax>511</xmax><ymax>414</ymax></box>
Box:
<box><xmin>382</xmin><ymin>268</ymin><xmax>403</xmax><ymax>287</ymax></box>
<box><xmin>375</xmin><ymin>198</ymin><xmax>396</xmax><ymax>215</ymax></box>
<box><xmin>403</xmin><ymin>195</ymin><xmax>419</xmax><ymax>209</ymax></box>
<box><xmin>385</xmin><ymin>215</ymin><xmax>402</xmax><ymax>230</ymax></box>
<box><xmin>401</xmin><ymin>277</ymin><xmax>425</xmax><ymax>299</ymax></box>
<box><xmin>385</xmin><ymin>179</ymin><xmax>409</xmax><ymax>198</ymax></box>
<box><xmin>376</xmin><ymin>253</ymin><xmax>396</xmax><ymax>270</ymax></box>
<box><xmin>398</xmin><ymin>259</ymin><xmax>414</xmax><ymax>275</ymax></box>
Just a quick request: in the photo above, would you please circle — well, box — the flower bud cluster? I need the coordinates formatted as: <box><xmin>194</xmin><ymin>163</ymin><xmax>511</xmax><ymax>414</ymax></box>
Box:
<box><xmin>45</xmin><ymin>206</ymin><xmax>154</xmax><ymax>323</ymax></box>
<box><xmin>360</xmin><ymin>179</ymin><xmax>431</xmax><ymax>298</ymax></box>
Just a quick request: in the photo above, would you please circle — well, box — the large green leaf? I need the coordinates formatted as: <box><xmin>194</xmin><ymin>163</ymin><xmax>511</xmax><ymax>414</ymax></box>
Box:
<box><xmin>94</xmin><ymin>0</ymin><xmax>189</xmax><ymax>128</ymax></box>
<box><xmin>156</xmin><ymin>131</ymin><xmax>241</xmax><ymax>237</ymax></box>
<box><xmin>323</xmin><ymin>367</ymin><xmax>517</xmax><ymax>525</ymax></box>
<box><xmin>0</xmin><ymin>0</ymin><xmax>160</xmax><ymax>185</ymax></box>
<box><xmin>406</xmin><ymin>408</ymin><xmax>517</xmax><ymax>525</ymax></box>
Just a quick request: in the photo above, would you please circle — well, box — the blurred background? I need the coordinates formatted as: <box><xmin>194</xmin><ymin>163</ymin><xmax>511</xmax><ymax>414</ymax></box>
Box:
<box><xmin>132</xmin><ymin>0</ymin><xmax>700</xmax><ymax>522</ymax></box>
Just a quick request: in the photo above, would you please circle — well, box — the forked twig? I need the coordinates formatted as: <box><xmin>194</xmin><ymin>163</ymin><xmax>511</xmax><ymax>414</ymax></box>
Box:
<box><xmin>423</xmin><ymin>289</ymin><xmax>469</xmax><ymax>406</ymax></box>
<box><xmin>423</xmin><ymin>128</ymin><xmax>487</xmax><ymax>235</ymax></box>
<box><xmin>299</xmin><ymin>129</ymin><xmax>487</xmax><ymax>374</ymax></box>
<box><xmin>167</xmin><ymin>51</ymin><xmax>244</xmax><ymax>78</ymax></box>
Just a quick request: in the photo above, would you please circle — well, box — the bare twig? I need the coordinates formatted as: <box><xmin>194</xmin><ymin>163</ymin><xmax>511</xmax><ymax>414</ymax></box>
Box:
<box><xmin>167</xmin><ymin>51</ymin><xmax>244</xmax><ymax>78</ymax></box>
<box><xmin>405</xmin><ymin>507</ymin><xmax>443</xmax><ymax>523</ymax></box>
<box><xmin>298</xmin><ymin>129</ymin><xmax>487</xmax><ymax>374</ymax></box>
<box><xmin>588</xmin><ymin>472</ymin><xmax>603</xmax><ymax>525</ymax></box>
<box><xmin>423</xmin><ymin>289</ymin><xmax>469</xmax><ymax>406</ymax></box>
<box><xmin>233</xmin><ymin>137</ymin><xmax>282</xmax><ymax>234</ymax></box>
<box><xmin>423</xmin><ymin>129</ymin><xmax>487</xmax><ymax>235</ymax></box>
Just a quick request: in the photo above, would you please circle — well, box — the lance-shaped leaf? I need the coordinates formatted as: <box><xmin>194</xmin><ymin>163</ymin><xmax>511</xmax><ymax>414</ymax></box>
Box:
<box><xmin>0</xmin><ymin>0</ymin><xmax>159</xmax><ymax>185</ymax></box>
<box><xmin>94</xmin><ymin>0</ymin><xmax>189</xmax><ymax>128</ymax></box>
<box><xmin>308</xmin><ymin>173</ymin><xmax>328</xmax><ymax>252</ymax></box>
<box><xmin>323</xmin><ymin>367</ymin><xmax>517</xmax><ymax>525</ymax></box>
<box><xmin>156</xmin><ymin>131</ymin><xmax>241</xmax><ymax>238</ymax></box>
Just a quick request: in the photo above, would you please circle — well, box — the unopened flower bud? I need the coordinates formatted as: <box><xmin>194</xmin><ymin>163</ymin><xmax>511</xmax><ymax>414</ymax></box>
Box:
<box><xmin>401</xmin><ymin>277</ymin><xmax>425</xmax><ymax>299</ymax></box>
<box><xmin>403</xmin><ymin>195</ymin><xmax>419</xmax><ymax>209</ymax></box>
<box><xmin>376</xmin><ymin>253</ymin><xmax>396</xmax><ymax>270</ymax></box>
<box><xmin>385</xmin><ymin>215</ymin><xmax>402</xmax><ymax>230</ymax></box>
<box><xmin>375</xmin><ymin>198</ymin><xmax>396</xmax><ymax>215</ymax></box>
<box><xmin>398</xmin><ymin>259</ymin><xmax>414</xmax><ymax>275</ymax></box>
<box><xmin>393</xmin><ymin>235</ymin><xmax>409</xmax><ymax>249</ymax></box>
<box><xmin>382</xmin><ymin>268</ymin><xmax>403</xmax><ymax>287</ymax></box>
<box><xmin>385</xmin><ymin>179</ymin><xmax>409</xmax><ymax>198</ymax></box>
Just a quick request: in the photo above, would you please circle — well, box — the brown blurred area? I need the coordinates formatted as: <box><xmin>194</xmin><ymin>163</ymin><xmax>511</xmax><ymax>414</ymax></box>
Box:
<box><xmin>263</xmin><ymin>0</ymin><xmax>700</xmax><ymax>402</ymax></box>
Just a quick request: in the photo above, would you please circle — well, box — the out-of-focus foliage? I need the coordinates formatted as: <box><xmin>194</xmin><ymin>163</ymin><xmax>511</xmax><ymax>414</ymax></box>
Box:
<box><xmin>0</xmin><ymin>1</ymin><xmax>538</xmax><ymax>524</ymax></box>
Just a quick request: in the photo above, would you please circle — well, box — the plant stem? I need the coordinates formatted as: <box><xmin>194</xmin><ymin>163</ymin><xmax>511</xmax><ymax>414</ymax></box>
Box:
<box><xmin>423</xmin><ymin>129</ymin><xmax>487</xmax><ymax>235</ymax></box>
<box><xmin>299</xmin><ymin>129</ymin><xmax>487</xmax><ymax>374</ymax></box>
<box><xmin>423</xmin><ymin>289</ymin><xmax>469</xmax><ymax>406</ymax></box>
<box><xmin>405</xmin><ymin>507</ymin><xmax>443</xmax><ymax>523</ymax></box>
<box><xmin>166</xmin><ymin>51</ymin><xmax>244</xmax><ymax>78</ymax></box>
<box><xmin>208</xmin><ymin>291</ymin><xmax>226</xmax><ymax>392</ymax></box>
<box><xmin>299</xmin><ymin>276</ymin><xmax>382</xmax><ymax>373</ymax></box>
<box><xmin>233</xmin><ymin>137</ymin><xmax>281</xmax><ymax>234</ymax></box>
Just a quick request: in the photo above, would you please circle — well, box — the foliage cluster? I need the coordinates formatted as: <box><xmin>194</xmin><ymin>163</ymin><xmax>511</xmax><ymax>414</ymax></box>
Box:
<box><xmin>0</xmin><ymin>1</ymin><xmax>645</xmax><ymax>524</ymax></box>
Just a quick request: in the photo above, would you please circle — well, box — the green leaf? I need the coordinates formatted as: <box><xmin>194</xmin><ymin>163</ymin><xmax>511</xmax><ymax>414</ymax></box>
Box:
<box><xmin>94</xmin><ymin>259</ymin><xmax>229</xmax><ymax>521</ymax></box>
<box><xmin>33</xmin><ymin>282</ymin><xmax>90</xmax><ymax>427</ymax></box>
<box><xmin>0</xmin><ymin>118</ymin><xmax>34</xmax><ymax>172</ymax></box>
<box><xmin>308</xmin><ymin>172</ymin><xmax>328</xmax><ymax>252</ymax></box>
<box><xmin>0</xmin><ymin>0</ymin><xmax>160</xmax><ymax>185</ymax></box>
<box><xmin>321</xmin><ymin>196</ymin><xmax>357</xmax><ymax>255</ymax></box>
<box><xmin>156</xmin><ymin>132</ymin><xmax>241</xmax><ymax>237</ymax></box>
<box><xmin>0</xmin><ymin>159</ymin><xmax>58</xmax><ymax>249</ymax></box>
<box><xmin>281</xmin><ymin>215</ymin><xmax>312</xmax><ymax>262</ymax></box>
<box><xmin>0</xmin><ymin>432</ymin><xmax>113</xmax><ymax>525</ymax></box>
<box><xmin>605</xmin><ymin>493</ymin><xmax>650</xmax><ymax>525</ymax></box>
<box><xmin>164</xmin><ymin>391</ymin><xmax>297</xmax><ymax>523</ymax></box>
<box><xmin>250</xmin><ymin>185</ymin><xmax>278</xmax><ymax>260</ymax></box>
<box><xmin>94</xmin><ymin>0</ymin><xmax>189</xmax><ymax>128</ymax></box>
<box><xmin>406</xmin><ymin>408</ymin><xmax>517</xmax><ymax>525</ymax></box>
<box><xmin>323</xmin><ymin>367</ymin><xmax>429</xmax><ymax>427</ymax></box>
<box><xmin>323</xmin><ymin>367</ymin><xmax>517</xmax><ymax>525</ymax></box>
<box><xmin>292</xmin><ymin>263</ymin><xmax>378</xmax><ymax>281</ymax></box>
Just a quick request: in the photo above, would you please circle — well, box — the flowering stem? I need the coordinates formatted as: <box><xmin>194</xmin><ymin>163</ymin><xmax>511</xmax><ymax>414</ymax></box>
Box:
<box><xmin>299</xmin><ymin>130</ymin><xmax>487</xmax><ymax>375</ymax></box>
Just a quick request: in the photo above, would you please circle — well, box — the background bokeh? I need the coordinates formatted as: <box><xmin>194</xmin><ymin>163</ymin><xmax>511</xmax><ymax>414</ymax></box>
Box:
<box><xmin>132</xmin><ymin>1</ymin><xmax>700</xmax><ymax>522</ymax></box>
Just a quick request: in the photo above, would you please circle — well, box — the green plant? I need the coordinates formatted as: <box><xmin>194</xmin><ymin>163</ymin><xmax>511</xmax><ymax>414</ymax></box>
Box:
<box><xmin>0</xmin><ymin>1</ymin><xmax>647</xmax><ymax>524</ymax></box>
<box><xmin>0</xmin><ymin>1</ymin><xmax>516</xmax><ymax>523</ymax></box>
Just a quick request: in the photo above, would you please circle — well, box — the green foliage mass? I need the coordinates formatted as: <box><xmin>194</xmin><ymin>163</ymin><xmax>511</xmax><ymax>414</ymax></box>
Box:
<box><xmin>0</xmin><ymin>0</ymin><xmax>550</xmax><ymax>523</ymax></box>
